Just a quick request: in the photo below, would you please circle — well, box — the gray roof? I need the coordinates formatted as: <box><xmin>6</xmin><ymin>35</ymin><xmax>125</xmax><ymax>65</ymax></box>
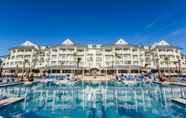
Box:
<box><xmin>9</xmin><ymin>46</ymin><xmax>38</xmax><ymax>50</ymax></box>
<box><xmin>49</xmin><ymin>43</ymin><xmax>144</xmax><ymax>49</ymax></box>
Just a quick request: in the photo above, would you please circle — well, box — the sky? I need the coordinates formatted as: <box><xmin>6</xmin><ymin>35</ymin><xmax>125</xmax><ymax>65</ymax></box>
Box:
<box><xmin>0</xmin><ymin>0</ymin><xmax>186</xmax><ymax>55</ymax></box>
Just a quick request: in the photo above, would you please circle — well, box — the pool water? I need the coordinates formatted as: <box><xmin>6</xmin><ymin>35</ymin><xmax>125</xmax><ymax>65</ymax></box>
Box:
<box><xmin>0</xmin><ymin>81</ymin><xmax>186</xmax><ymax>118</ymax></box>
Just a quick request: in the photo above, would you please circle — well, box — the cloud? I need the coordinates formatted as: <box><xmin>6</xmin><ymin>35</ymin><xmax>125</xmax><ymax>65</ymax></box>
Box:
<box><xmin>162</xmin><ymin>26</ymin><xmax>186</xmax><ymax>53</ymax></box>
<box><xmin>164</xmin><ymin>26</ymin><xmax>186</xmax><ymax>38</ymax></box>
<box><xmin>144</xmin><ymin>18</ymin><xmax>159</xmax><ymax>30</ymax></box>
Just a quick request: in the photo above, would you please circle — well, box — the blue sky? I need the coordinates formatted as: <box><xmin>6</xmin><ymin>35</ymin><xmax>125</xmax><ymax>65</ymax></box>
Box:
<box><xmin>0</xmin><ymin>0</ymin><xmax>186</xmax><ymax>55</ymax></box>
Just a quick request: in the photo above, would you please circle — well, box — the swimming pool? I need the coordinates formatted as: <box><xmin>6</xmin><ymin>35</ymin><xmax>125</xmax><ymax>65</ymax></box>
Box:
<box><xmin>0</xmin><ymin>81</ymin><xmax>186</xmax><ymax>118</ymax></box>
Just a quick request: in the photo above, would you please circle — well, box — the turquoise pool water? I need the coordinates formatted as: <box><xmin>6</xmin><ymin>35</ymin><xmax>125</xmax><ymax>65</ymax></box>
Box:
<box><xmin>0</xmin><ymin>81</ymin><xmax>186</xmax><ymax>118</ymax></box>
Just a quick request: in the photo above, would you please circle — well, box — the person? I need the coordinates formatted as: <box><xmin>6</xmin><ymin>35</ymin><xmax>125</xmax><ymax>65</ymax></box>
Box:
<box><xmin>28</xmin><ymin>73</ymin><xmax>34</xmax><ymax>81</ymax></box>
<box><xmin>11</xmin><ymin>77</ymin><xmax>15</xmax><ymax>82</ymax></box>
<box><xmin>116</xmin><ymin>75</ymin><xmax>119</xmax><ymax>80</ymax></box>
<box><xmin>20</xmin><ymin>74</ymin><xmax>24</xmax><ymax>81</ymax></box>
<box><xmin>7</xmin><ymin>77</ymin><xmax>9</xmax><ymax>83</ymax></box>
<box><xmin>0</xmin><ymin>77</ymin><xmax>2</xmax><ymax>83</ymax></box>
<box><xmin>159</xmin><ymin>74</ymin><xmax>166</xmax><ymax>82</ymax></box>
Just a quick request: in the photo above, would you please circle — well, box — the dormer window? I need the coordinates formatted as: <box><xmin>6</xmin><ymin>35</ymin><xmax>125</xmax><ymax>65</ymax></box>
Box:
<box><xmin>21</xmin><ymin>41</ymin><xmax>38</xmax><ymax>49</ymax></box>
<box><xmin>62</xmin><ymin>38</ymin><xmax>74</xmax><ymax>45</ymax></box>
<box><xmin>115</xmin><ymin>38</ymin><xmax>128</xmax><ymax>45</ymax></box>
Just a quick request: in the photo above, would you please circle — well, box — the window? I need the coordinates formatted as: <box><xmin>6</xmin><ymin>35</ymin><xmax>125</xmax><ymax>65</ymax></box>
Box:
<box><xmin>123</xmin><ymin>48</ymin><xmax>130</xmax><ymax>51</ymax></box>
<box><xmin>16</xmin><ymin>55</ymin><xmax>23</xmax><ymax>58</ymax></box>
<box><xmin>133</xmin><ymin>55</ymin><xmax>138</xmax><ymax>58</ymax></box>
<box><xmin>125</xmin><ymin>61</ymin><xmax>131</xmax><ymax>64</ymax></box>
<box><xmin>51</xmin><ymin>61</ymin><xmax>56</xmax><ymax>64</ymax></box>
<box><xmin>52</xmin><ymin>55</ymin><xmax>57</xmax><ymax>58</ymax></box>
<box><xmin>24</xmin><ymin>55</ymin><xmax>31</xmax><ymax>58</ymax></box>
<box><xmin>25</xmin><ymin>49</ymin><xmax>32</xmax><ymax>52</ymax></box>
<box><xmin>52</xmin><ymin>49</ymin><xmax>57</xmax><ymax>52</ymax></box>
<box><xmin>105</xmin><ymin>49</ymin><xmax>112</xmax><ymax>52</ymax></box>
<box><xmin>77</xmin><ymin>49</ymin><xmax>84</xmax><ymax>52</ymax></box>
<box><xmin>124</xmin><ymin>54</ymin><xmax>130</xmax><ymax>58</ymax></box>
<box><xmin>17</xmin><ymin>49</ymin><xmax>24</xmax><ymax>52</ymax></box>
<box><xmin>132</xmin><ymin>49</ymin><xmax>137</xmax><ymax>52</ymax></box>
<box><xmin>133</xmin><ymin>61</ymin><xmax>138</xmax><ymax>65</ymax></box>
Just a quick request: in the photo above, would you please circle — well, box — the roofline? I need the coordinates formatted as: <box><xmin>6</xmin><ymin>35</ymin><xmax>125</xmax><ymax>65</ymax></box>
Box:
<box><xmin>6</xmin><ymin>40</ymin><xmax>184</xmax><ymax>51</ymax></box>
<box><xmin>150</xmin><ymin>45</ymin><xmax>182</xmax><ymax>50</ymax></box>
<box><xmin>49</xmin><ymin>43</ymin><xmax>145</xmax><ymax>49</ymax></box>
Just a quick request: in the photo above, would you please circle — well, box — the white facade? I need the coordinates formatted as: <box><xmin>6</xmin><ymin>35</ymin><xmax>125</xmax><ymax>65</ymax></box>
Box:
<box><xmin>45</xmin><ymin>39</ymin><xmax>145</xmax><ymax>73</ymax></box>
<box><xmin>145</xmin><ymin>40</ymin><xmax>185</xmax><ymax>73</ymax></box>
<box><xmin>1</xmin><ymin>39</ymin><xmax>186</xmax><ymax>75</ymax></box>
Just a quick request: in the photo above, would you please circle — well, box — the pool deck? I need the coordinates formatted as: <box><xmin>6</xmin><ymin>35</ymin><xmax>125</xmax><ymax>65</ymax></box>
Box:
<box><xmin>170</xmin><ymin>97</ymin><xmax>186</xmax><ymax>105</ymax></box>
<box><xmin>24</xmin><ymin>81</ymin><xmax>39</xmax><ymax>85</ymax></box>
<box><xmin>82</xmin><ymin>76</ymin><xmax>111</xmax><ymax>81</ymax></box>
<box><xmin>153</xmin><ymin>81</ymin><xmax>186</xmax><ymax>87</ymax></box>
<box><xmin>0</xmin><ymin>82</ymin><xmax>23</xmax><ymax>87</ymax></box>
<box><xmin>0</xmin><ymin>97</ymin><xmax>24</xmax><ymax>108</ymax></box>
<box><xmin>169</xmin><ymin>82</ymin><xmax>186</xmax><ymax>87</ymax></box>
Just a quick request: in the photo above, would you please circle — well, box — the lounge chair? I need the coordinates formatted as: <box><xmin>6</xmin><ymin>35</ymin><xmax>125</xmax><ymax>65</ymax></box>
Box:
<box><xmin>0</xmin><ymin>96</ymin><xmax>8</xmax><ymax>100</ymax></box>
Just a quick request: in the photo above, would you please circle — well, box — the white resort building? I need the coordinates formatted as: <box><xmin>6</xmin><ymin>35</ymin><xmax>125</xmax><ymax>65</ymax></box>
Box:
<box><xmin>1</xmin><ymin>39</ymin><xmax>186</xmax><ymax>77</ymax></box>
<box><xmin>145</xmin><ymin>40</ymin><xmax>186</xmax><ymax>75</ymax></box>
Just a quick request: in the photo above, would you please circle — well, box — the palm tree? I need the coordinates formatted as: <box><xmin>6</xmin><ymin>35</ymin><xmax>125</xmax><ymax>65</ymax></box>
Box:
<box><xmin>0</xmin><ymin>59</ymin><xmax>3</xmax><ymax>77</ymax></box>
<box><xmin>156</xmin><ymin>57</ymin><xmax>161</xmax><ymax>81</ymax></box>
<box><xmin>73</xmin><ymin>52</ymin><xmax>77</xmax><ymax>75</ymax></box>
<box><xmin>32</xmin><ymin>47</ymin><xmax>44</xmax><ymax>77</ymax></box>
<box><xmin>15</xmin><ymin>64</ymin><xmax>19</xmax><ymax>78</ymax></box>
<box><xmin>89</xmin><ymin>56</ymin><xmax>93</xmax><ymax>75</ymax></box>
<box><xmin>173</xmin><ymin>61</ymin><xmax>178</xmax><ymax>73</ymax></box>
<box><xmin>164</xmin><ymin>56</ymin><xmax>170</xmax><ymax>74</ymax></box>
<box><xmin>178</xmin><ymin>59</ymin><xmax>181</xmax><ymax>75</ymax></box>
<box><xmin>77</xmin><ymin>57</ymin><xmax>81</xmax><ymax>75</ymax></box>
<box><xmin>163</xmin><ymin>56</ymin><xmax>172</xmax><ymax>81</ymax></box>
<box><xmin>60</xmin><ymin>61</ymin><xmax>64</xmax><ymax>75</ymax></box>
<box><xmin>143</xmin><ymin>64</ymin><xmax>149</xmax><ymax>72</ymax></box>
<box><xmin>115</xmin><ymin>53</ymin><xmax>121</xmax><ymax>75</ymax></box>
<box><xmin>73</xmin><ymin>50</ymin><xmax>82</xmax><ymax>77</ymax></box>
<box><xmin>21</xmin><ymin>59</ymin><xmax>29</xmax><ymax>81</ymax></box>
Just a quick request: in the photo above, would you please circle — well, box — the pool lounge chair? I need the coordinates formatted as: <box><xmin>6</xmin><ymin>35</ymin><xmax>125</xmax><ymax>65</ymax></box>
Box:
<box><xmin>0</xmin><ymin>96</ymin><xmax>8</xmax><ymax>101</ymax></box>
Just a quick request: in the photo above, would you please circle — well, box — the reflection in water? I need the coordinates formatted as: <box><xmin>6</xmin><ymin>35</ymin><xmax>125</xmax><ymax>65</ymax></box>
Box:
<box><xmin>0</xmin><ymin>82</ymin><xmax>186</xmax><ymax>118</ymax></box>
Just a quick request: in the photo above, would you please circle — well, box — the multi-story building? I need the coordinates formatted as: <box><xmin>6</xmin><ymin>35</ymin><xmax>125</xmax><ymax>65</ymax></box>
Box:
<box><xmin>145</xmin><ymin>40</ymin><xmax>184</xmax><ymax>75</ymax></box>
<box><xmin>46</xmin><ymin>38</ymin><xmax>145</xmax><ymax>75</ymax></box>
<box><xmin>0</xmin><ymin>55</ymin><xmax>7</xmax><ymax>77</ymax></box>
<box><xmin>1</xmin><ymin>41</ymin><xmax>47</xmax><ymax>76</ymax></box>
<box><xmin>181</xmin><ymin>54</ymin><xmax>186</xmax><ymax>74</ymax></box>
<box><xmin>1</xmin><ymin>39</ymin><xmax>186</xmax><ymax>76</ymax></box>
